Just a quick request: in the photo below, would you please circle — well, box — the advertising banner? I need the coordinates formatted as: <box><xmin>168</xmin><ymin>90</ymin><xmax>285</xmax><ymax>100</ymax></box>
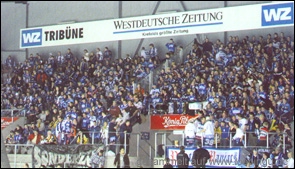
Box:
<box><xmin>1</xmin><ymin>117</ymin><xmax>19</xmax><ymax>129</ymax></box>
<box><xmin>20</xmin><ymin>1</ymin><xmax>293</xmax><ymax>48</ymax></box>
<box><xmin>150</xmin><ymin>114</ymin><xmax>197</xmax><ymax>130</ymax></box>
<box><xmin>166</xmin><ymin>147</ymin><xmax>240</xmax><ymax>168</ymax></box>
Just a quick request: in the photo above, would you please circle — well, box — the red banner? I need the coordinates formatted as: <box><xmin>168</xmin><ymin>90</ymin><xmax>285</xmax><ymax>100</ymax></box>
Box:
<box><xmin>1</xmin><ymin>117</ymin><xmax>19</xmax><ymax>129</ymax></box>
<box><xmin>150</xmin><ymin>114</ymin><xmax>198</xmax><ymax>130</ymax></box>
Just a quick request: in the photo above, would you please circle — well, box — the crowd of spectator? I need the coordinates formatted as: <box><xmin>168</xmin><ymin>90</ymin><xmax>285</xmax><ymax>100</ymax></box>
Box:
<box><xmin>2</xmin><ymin>44</ymin><xmax>164</xmax><ymax>152</ymax></box>
<box><xmin>1</xmin><ymin>32</ymin><xmax>294</xmax><ymax>162</ymax></box>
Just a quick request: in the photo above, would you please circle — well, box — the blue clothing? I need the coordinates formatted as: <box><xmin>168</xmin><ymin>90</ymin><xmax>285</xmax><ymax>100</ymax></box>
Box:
<box><xmin>220</xmin><ymin>126</ymin><xmax>230</xmax><ymax>139</ymax></box>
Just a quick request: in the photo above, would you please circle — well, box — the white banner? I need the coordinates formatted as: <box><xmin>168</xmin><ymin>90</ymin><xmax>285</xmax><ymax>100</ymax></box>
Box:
<box><xmin>20</xmin><ymin>1</ymin><xmax>293</xmax><ymax>48</ymax></box>
<box><xmin>166</xmin><ymin>147</ymin><xmax>240</xmax><ymax>168</ymax></box>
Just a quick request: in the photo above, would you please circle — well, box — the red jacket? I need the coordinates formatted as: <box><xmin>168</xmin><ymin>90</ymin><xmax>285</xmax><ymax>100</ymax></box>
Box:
<box><xmin>27</xmin><ymin>133</ymin><xmax>42</xmax><ymax>144</ymax></box>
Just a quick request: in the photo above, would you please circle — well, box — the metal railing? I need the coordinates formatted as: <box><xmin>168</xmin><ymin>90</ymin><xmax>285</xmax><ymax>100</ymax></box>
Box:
<box><xmin>1</xmin><ymin>108</ymin><xmax>25</xmax><ymax>118</ymax></box>
<box><xmin>4</xmin><ymin>144</ymin><xmax>34</xmax><ymax>168</ymax></box>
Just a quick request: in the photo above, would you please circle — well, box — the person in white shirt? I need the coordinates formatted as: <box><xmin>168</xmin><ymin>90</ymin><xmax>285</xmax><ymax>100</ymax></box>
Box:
<box><xmin>236</xmin><ymin>114</ymin><xmax>248</xmax><ymax>131</ymax></box>
<box><xmin>284</xmin><ymin>151</ymin><xmax>294</xmax><ymax>168</ymax></box>
<box><xmin>196</xmin><ymin>117</ymin><xmax>205</xmax><ymax>144</ymax></box>
<box><xmin>185</xmin><ymin>119</ymin><xmax>197</xmax><ymax>138</ymax></box>
<box><xmin>232</xmin><ymin>122</ymin><xmax>244</xmax><ymax>146</ymax></box>
<box><xmin>201</xmin><ymin>116</ymin><xmax>215</xmax><ymax>146</ymax></box>
<box><xmin>83</xmin><ymin>49</ymin><xmax>90</xmax><ymax>61</ymax></box>
<box><xmin>133</xmin><ymin>96</ymin><xmax>143</xmax><ymax>111</ymax></box>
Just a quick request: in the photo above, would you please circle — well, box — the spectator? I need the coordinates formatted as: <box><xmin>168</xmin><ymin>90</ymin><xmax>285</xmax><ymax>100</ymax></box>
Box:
<box><xmin>214</xmin><ymin>121</ymin><xmax>221</xmax><ymax>146</ymax></box>
<box><xmin>195</xmin><ymin>38</ymin><xmax>214</xmax><ymax>53</ymax></box>
<box><xmin>184</xmin><ymin>118</ymin><xmax>197</xmax><ymax>147</ymax></box>
<box><xmin>232</xmin><ymin>122</ymin><xmax>244</xmax><ymax>146</ymax></box>
<box><xmin>245</xmin><ymin>149</ymin><xmax>262</xmax><ymax>168</ymax></box>
<box><xmin>27</xmin><ymin>129</ymin><xmax>42</xmax><ymax>145</ymax></box>
<box><xmin>148</xmin><ymin>43</ymin><xmax>158</xmax><ymax>61</ymax></box>
<box><xmin>91</xmin><ymin>149</ymin><xmax>105</xmax><ymax>168</ymax></box>
<box><xmin>219</xmin><ymin>121</ymin><xmax>230</xmax><ymax>147</ymax></box>
<box><xmin>192</xmin><ymin>142</ymin><xmax>210</xmax><ymax>168</ymax></box>
<box><xmin>165</xmin><ymin>38</ymin><xmax>177</xmax><ymax>55</ymax></box>
<box><xmin>114</xmin><ymin>147</ymin><xmax>130</xmax><ymax>168</ymax></box>
<box><xmin>119</xmin><ymin>120</ymin><xmax>132</xmax><ymax>155</ymax></box>
<box><xmin>65</xmin><ymin>48</ymin><xmax>74</xmax><ymax>63</ymax></box>
<box><xmin>176</xmin><ymin>146</ymin><xmax>189</xmax><ymax>168</ymax></box>
<box><xmin>103</xmin><ymin>47</ymin><xmax>112</xmax><ymax>61</ymax></box>
<box><xmin>140</xmin><ymin>47</ymin><xmax>149</xmax><ymax>60</ymax></box>
<box><xmin>258</xmin><ymin>152</ymin><xmax>273</xmax><ymax>168</ymax></box>
<box><xmin>201</xmin><ymin>116</ymin><xmax>214</xmax><ymax>146</ymax></box>
<box><xmin>109</xmin><ymin>101</ymin><xmax>121</xmax><ymax>118</ymax></box>
<box><xmin>256</xmin><ymin>122</ymin><xmax>269</xmax><ymax>147</ymax></box>
<box><xmin>283</xmin><ymin>151</ymin><xmax>294</xmax><ymax>168</ymax></box>
<box><xmin>5</xmin><ymin>55</ymin><xmax>15</xmax><ymax>70</ymax></box>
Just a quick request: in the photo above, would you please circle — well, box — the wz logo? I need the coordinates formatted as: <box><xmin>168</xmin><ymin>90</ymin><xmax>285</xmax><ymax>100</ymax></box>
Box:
<box><xmin>262</xmin><ymin>2</ymin><xmax>294</xmax><ymax>26</ymax></box>
<box><xmin>21</xmin><ymin>28</ymin><xmax>42</xmax><ymax>47</ymax></box>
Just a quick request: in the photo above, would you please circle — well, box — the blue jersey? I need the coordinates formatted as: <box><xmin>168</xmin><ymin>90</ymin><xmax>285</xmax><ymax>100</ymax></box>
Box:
<box><xmin>230</xmin><ymin>107</ymin><xmax>243</xmax><ymax>116</ymax></box>
<box><xmin>280</xmin><ymin>103</ymin><xmax>291</xmax><ymax>114</ymax></box>
<box><xmin>220</xmin><ymin>126</ymin><xmax>230</xmax><ymax>139</ymax></box>
<box><xmin>81</xmin><ymin>117</ymin><xmax>90</xmax><ymax>130</ymax></box>
<box><xmin>64</xmin><ymin>121</ymin><xmax>72</xmax><ymax>133</ymax></box>
<box><xmin>198</xmin><ymin>83</ymin><xmax>207</xmax><ymax>95</ymax></box>
<box><xmin>166</xmin><ymin>42</ymin><xmax>176</xmax><ymax>52</ymax></box>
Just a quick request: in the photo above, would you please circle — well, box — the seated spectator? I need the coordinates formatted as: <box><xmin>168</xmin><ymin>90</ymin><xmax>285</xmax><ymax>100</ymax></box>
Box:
<box><xmin>245</xmin><ymin>149</ymin><xmax>262</xmax><ymax>168</ymax></box>
<box><xmin>44</xmin><ymin>130</ymin><xmax>56</xmax><ymax>144</ymax></box>
<box><xmin>6</xmin><ymin>131</ymin><xmax>15</xmax><ymax>144</ymax></box>
<box><xmin>258</xmin><ymin>152</ymin><xmax>273</xmax><ymax>168</ymax></box>
<box><xmin>27</xmin><ymin>130</ymin><xmax>42</xmax><ymax>145</ymax></box>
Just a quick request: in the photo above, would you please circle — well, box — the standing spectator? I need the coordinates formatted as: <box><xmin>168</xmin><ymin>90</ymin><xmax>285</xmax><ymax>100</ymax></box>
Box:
<box><xmin>220</xmin><ymin>121</ymin><xmax>230</xmax><ymax>147</ymax></box>
<box><xmin>165</xmin><ymin>38</ymin><xmax>177</xmax><ymax>55</ymax></box>
<box><xmin>5</xmin><ymin>55</ymin><xmax>15</xmax><ymax>70</ymax></box>
<box><xmin>256</xmin><ymin>122</ymin><xmax>269</xmax><ymax>146</ymax></box>
<box><xmin>140</xmin><ymin>47</ymin><xmax>148</xmax><ymax>60</ymax></box>
<box><xmin>103</xmin><ymin>47</ymin><xmax>112</xmax><ymax>61</ymax></box>
<box><xmin>246</xmin><ymin>149</ymin><xmax>262</xmax><ymax>168</ymax></box>
<box><xmin>148</xmin><ymin>43</ymin><xmax>158</xmax><ymax>61</ymax></box>
<box><xmin>56</xmin><ymin>51</ymin><xmax>65</xmax><ymax>67</ymax></box>
<box><xmin>109</xmin><ymin>101</ymin><xmax>121</xmax><ymax>118</ymax></box>
<box><xmin>89</xmin><ymin>121</ymin><xmax>101</xmax><ymax>144</ymax></box>
<box><xmin>96</xmin><ymin>48</ymin><xmax>104</xmax><ymax>62</ymax></box>
<box><xmin>201</xmin><ymin>116</ymin><xmax>214</xmax><ymax>146</ymax></box>
<box><xmin>195</xmin><ymin>38</ymin><xmax>214</xmax><ymax>53</ymax></box>
<box><xmin>65</xmin><ymin>48</ymin><xmax>74</xmax><ymax>64</ymax></box>
<box><xmin>83</xmin><ymin>49</ymin><xmax>90</xmax><ymax>62</ymax></box>
<box><xmin>232</xmin><ymin>122</ymin><xmax>244</xmax><ymax>146</ymax></box>
<box><xmin>90</xmin><ymin>149</ymin><xmax>105</xmax><ymax>168</ymax></box>
<box><xmin>214</xmin><ymin>121</ymin><xmax>221</xmax><ymax>146</ymax></box>
<box><xmin>184</xmin><ymin>118</ymin><xmax>197</xmax><ymax>147</ymax></box>
<box><xmin>176</xmin><ymin>146</ymin><xmax>189</xmax><ymax>168</ymax></box>
<box><xmin>114</xmin><ymin>147</ymin><xmax>130</xmax><ymax>168</ymax></box>
<box><xmin>192</xmin><ymin>142</ymin><xmax>210</xmax><ymax>168</ymax></box>
<box><xmin>119</xmin><ymin>120</ymin><xmax>132</xmax><ymax>155</ymax></box>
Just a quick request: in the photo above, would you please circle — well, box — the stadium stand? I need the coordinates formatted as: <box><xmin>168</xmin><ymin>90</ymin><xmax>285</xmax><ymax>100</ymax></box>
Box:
<box><xmin>1</xmin><ymin>2</ymin><xmax>294</xmax><ymax>168</ymax></box>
